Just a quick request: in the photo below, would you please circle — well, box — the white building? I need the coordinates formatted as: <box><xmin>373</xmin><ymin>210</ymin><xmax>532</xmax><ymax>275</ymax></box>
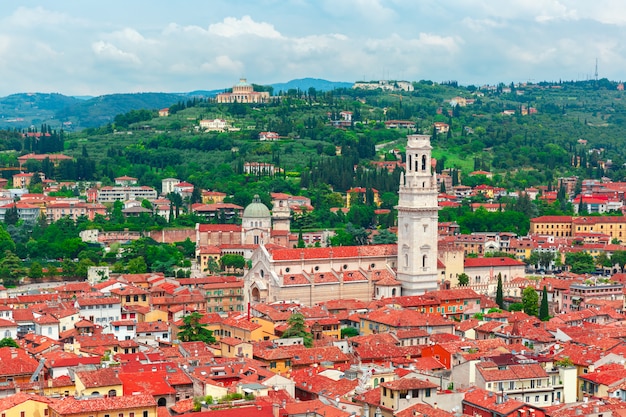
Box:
<box><xmin>97</xmin><ymin>186</ymin><xmax>158</xmax><ymax>203</ymax></box>
<box><xmin>33</xmin><ymin>314</ymin><xmax>60</xmax><ymax>340</ymax></box>
<box><xmin>109</xmin><ymin>320</ymin><xmax>136</xmax><ymax>340</ymax></box>
<box><xmin>74</xmin><ymin>297</ymin><xmax>122</xmax><ymax>329</ymax></box>
<box><xmin>161</xmin><ymin>178</ymin><xmax>179</xmax><ymax>196</ymax></box>
<box><xmin>199</xmin><ymin>119</ymin><xmax>229</xmax><ymax>131</ymax></box>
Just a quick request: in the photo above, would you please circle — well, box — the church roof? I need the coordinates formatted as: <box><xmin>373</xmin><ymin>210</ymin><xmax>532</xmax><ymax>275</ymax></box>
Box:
<box><xmin>268</xmin><ymin>244</ymin><xmax>397</xmax><ymax>261</ymax></box>
<box><xmin>243</xmin><ymin>194</ymin><xmax>271</xmax><ymax>218</ymax></box>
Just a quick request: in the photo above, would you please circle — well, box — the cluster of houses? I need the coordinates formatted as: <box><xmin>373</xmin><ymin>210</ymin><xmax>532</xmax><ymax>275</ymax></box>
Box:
<box><xmin>6</xmin><ymin>132</ymin><xmax>626</xmax><ymax>416</ymax></box>
<box><xmin>2</xmin><ymin>271</ymin><xmax>626</xmax><ymax>417</ymax></box>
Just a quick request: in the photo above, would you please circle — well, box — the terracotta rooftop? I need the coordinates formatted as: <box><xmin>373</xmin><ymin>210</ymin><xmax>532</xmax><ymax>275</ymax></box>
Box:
<box><xmin>49</xmin><ymin>394</ymin><xmax>156</xmax><ymax>414</ymax></box>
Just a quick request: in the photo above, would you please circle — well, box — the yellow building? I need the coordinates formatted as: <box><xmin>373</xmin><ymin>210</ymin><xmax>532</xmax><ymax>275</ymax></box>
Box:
<box><xmin>346</xmin><ymin>187</ymin><xmax>380</xmax><ymax>208</ymax></box>
<box><xmin>144</xmin><ymin>308</ymin><xmax>168</xmax><ymax>323</ymax></box>
<box><xmin>530</xmin><ymin>215</ymin><xmax>573</xmax><ymax>237</ymax></box>
<box><xmin>307</xmin><ymin>318</ymin><xmax>341</xmax><ymax>339</ymax></box>
<box><xmin>49</xmin><ymin>394</ymin><xmax>157</xmax><ymax>417</ymax></box>
<box><xmin>0</xmin><ymin>393</ymin><xmax>54</xmax><ymax>417</ymax></box>
<box><xmin>220</xmin><ymin>337</ymin><xmax>253</xmax><ymax>359</ymax></box>
<box><xmin>380</xmin><ymin>378</ymin><xmax>438</xmax><ymax>411</ymax></box>
<box><xmin>219</xmin><ymin>316</ymin><xmax>273</xmax><ymax>342</ymax></box>
<box><xmin>201</xmin><ymin>190</ymin><xmax>227</xmax><ymax>204</ymax></box>
<box><xmin>21</xmin><ymin>376</ymin><xmax>76</xmax><ymax>397</ymax></box>
<box><xmin>573</xmin><ymin>216</ymin><xmax>626</xmax><ymax>241</ymax></box>
<box><xmin>110</xmin><ymin>285</ymin><xmax>150</xmax><ymax>307</ymax></box>
<box><xmin>74</xmin><ymin>368</ymin><xmax>123</xmax><ymax>397</ymax></box>
<box><xmin>249</xmin><ymin>316</ymin><xmax>277</xmax><ymax>341</ymax></box>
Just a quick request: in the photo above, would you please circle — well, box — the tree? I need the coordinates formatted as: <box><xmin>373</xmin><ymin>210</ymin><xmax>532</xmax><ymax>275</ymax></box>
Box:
<box><xmin>28</xmin><ymin>261</ymin><xmax>43</xmax><ymax>280</ymax></box>
<box><xmin>522</xmin><ymin>286</ymin><xmax>539</xmax><ymax>317</ymax></box>
<box><xmin>0</xmin><ymin>226</ymin><xmax>16</xmax><ymax>254</ymax></box>
<box><xmin>496</xmin><ymin>273</ymin><xmax>504</xmax><ymax>309</ymax></box>
<box><xmin>4</xmin><ymin>205</ymin><xmax>19</xmax><ymax>226</ymax></box>
<box><xmin>206</xmin><ymin>257</ymin><xmax>220</xmax><ymax>274</ymax></box>
<box><xmin>177</xmin><ymin>312</ymin><xmax>216</xmax><ymax>344</ymax></box>
<box><xmin>127</xmin><ymin>256</ymin><xmax>148</xmax><ymax>274</ymax></box>
<box><xmin>220</xmin><ymin>254</ymin><xmax>246</xmax><ymax>271</ymax></box>
<box><xmin>372</xmin><ymin>229</ymin><xmax>397</xmax><ymax>244</ymax></box>
<box><xmin>282</xmin><ymin>313</ymin><xmax>312</xmax><ymax>347</ymax></box>
<box><xmin>0</xmin><ymin>338</ymin><xmax>19</xmax><ymax>348</ymax></box>
<box><xmin>341</xmin><ymin>327</ymin><xmax>359</xmax><ymax>338</ymax></box>
<box><xmin>0</xmin><ymin>251</ymin><xmax>24</xmax><ymax>286</ymax></box>
<box><xmin>457</xmin><ymin>273</ymin><xmax>469</xmax><ymax>286</ymax></box>
<box><xmin>60</xmin><ymin>259</ymin><xmax>76</xmax><ymax>278</ymax></box>
<box><xmin>565</xmin><ymin>252</ymin><xmax>595</xmax><ymax>274</ymax></box>
<box><xmin>539</xmin><ymin>285</ymin><xmax>550</xmax><ymax>321</ymax></box>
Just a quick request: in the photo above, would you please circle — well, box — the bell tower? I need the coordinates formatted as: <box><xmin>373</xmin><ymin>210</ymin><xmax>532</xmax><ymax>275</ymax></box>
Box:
<box><xmin>396</xmin><ymin>134</ymin><xmax>439</xmax><ymax>295</ymax></box>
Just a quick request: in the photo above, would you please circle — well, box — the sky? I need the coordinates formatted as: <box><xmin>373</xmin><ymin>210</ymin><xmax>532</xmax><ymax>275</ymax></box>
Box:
<box><xmin>2</xmin><ymin>0</ymin><xmax>626</xmax><ymax>96</ymax></box>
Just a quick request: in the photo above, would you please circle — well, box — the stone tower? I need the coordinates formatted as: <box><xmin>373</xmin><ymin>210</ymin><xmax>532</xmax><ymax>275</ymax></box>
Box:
<box><xmin>396</xmin><ymin>134</ymin><xmax>439</xmax><ymax>295</ymax></box>
<box><xmin>271</xmin><ymin>195</ymin><xmax>291</xmax><ymax>232</ymax></box>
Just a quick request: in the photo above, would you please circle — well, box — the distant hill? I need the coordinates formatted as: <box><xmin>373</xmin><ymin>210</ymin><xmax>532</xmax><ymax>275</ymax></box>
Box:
<box><xmin>0</xmin><ymin>78</ymin><xmax>352</xmax><ymax>129</ymax></box>
<box><xmin>54</xmin><ymin>92</ymin><xmax>184</xmax><ymax>128</ymax></box>
<box><xmin>270</xmin><ymin>78</ymin><xmax>353</xmax><ymax>93</ymax></box>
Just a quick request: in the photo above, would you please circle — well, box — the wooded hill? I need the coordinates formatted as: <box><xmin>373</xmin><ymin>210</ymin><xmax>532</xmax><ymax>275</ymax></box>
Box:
<box><xmin>2</xmin><ymin>78</ymin><xmax>626</xmax><ymax>206</ymax></box>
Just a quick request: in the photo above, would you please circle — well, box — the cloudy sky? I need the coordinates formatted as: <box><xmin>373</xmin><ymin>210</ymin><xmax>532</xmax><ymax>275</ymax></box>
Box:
<box><xmin>2</xmin><ymin>0</ymin><xmax>626</xmax><ymax>96</ymax></box>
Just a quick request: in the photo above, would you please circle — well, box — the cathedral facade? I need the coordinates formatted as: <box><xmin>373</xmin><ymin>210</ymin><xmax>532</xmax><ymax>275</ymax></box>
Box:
<box><xmin>243</xmin><ymin>134</ymin><xmax>443</xmax><ymax>306</ymax></box>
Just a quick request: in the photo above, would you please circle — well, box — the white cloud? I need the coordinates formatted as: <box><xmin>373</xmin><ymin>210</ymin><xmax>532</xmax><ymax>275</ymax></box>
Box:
<box><xmin>3</xmin><ymin>0</ymin><xmax>626</xmax><ymax>96</ymax></box>
<box><xmin>92</xmin><ymin>40</ymin><xmax>141</xmax><ymax>65</ymax></box>
<box><xmin>208</xmin><ymin>15</ymin><xmax>282</xmax><ymax>39</ymax></box>
<box><xmin>200</xmin><ymin>55</ymin><xmax>244</xmax><ymax>74</ymax></box>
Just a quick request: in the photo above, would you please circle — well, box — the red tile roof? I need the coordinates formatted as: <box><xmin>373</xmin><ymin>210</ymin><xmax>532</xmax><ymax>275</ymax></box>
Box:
<box><xmin>381</xmin><ymin>377</ymin><xmax>438</xmax><ymax>390</ymax></box>
<box><xmin>75</xmin><ymin>367</ymin><xmax>122</xmax><ymax>388</ymax></box>
<box><xmin>49</xmin><ymin>394</ymin><xmax>156</xmax><ymax>414</ymax></box>
<box><xmin>268</xmin><ymin>244</ymin><xmax>397</xmax><ymax>260</ymax></box>
<box><xmin>465</xmin><ymin>257</ymin><xmax>526</xmax><ymax>267</ymax></box>
<box><xmin>0</xmin><ymin>347</ymin><xmax>40</xmax><ymax>377</ymax></box>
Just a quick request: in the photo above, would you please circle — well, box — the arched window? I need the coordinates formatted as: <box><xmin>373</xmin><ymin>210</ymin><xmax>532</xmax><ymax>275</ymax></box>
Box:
<box><xmin>408</xmin><ymin>155</ymin><xmax>412</xmax><ymax>171</ymax></box>
<box><xmin>404</xmin><ymin>253</ymin><xmax>409</xmax><ymax>268</ymax></box>
<box><xmin>157</xmin><ymin>397</ymin><xmax>167</xmax><ymax>407</ymax></box>
<box><xmin>422</xmin><ymin>255</ymin><xmax>427</xmax><ymax>268</ymax></box>
<box><xmin>422</xmin><ymin>155</ymin><xmax>427</xmax><ymax>171</ymax></box>
<box><xmin>392</xmin><ymin>288</ymin><xmax>397</xmax><ymax>296</ymax></box>
<box><xmin>107</xmin><ymin>389</ymin><xmax>117</xmax><ymax>397</ymax></box>
<box><xmin>374</xmin><ymin>378</ymin><xmax>379</xmax><ymax>387</ymax></box>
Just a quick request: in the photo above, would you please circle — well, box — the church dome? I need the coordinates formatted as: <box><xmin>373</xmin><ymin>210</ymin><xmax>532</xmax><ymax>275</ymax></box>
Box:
<box><xmin>243</xmin><ymin>195</ymin><xmax>271</xmax><ymax>218</ymax></box>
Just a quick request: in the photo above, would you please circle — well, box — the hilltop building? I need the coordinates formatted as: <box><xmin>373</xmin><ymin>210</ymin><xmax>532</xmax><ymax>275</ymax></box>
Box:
<box><xmin>216</xmin><ymin>78</ymin><xmax>271</xmax><ymax>104</ymax></box>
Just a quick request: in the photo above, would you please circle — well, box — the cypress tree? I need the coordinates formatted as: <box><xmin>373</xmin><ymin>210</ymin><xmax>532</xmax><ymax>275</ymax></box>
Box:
<box><xmin>539</xmin><ymin>285</ymin><xmax>550</xmax><ymax>321</ymax></box>
<box><xmin>496</xmin><ymin>273</ymin><xmax>504</xmax><ymax>309</ymax></box>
